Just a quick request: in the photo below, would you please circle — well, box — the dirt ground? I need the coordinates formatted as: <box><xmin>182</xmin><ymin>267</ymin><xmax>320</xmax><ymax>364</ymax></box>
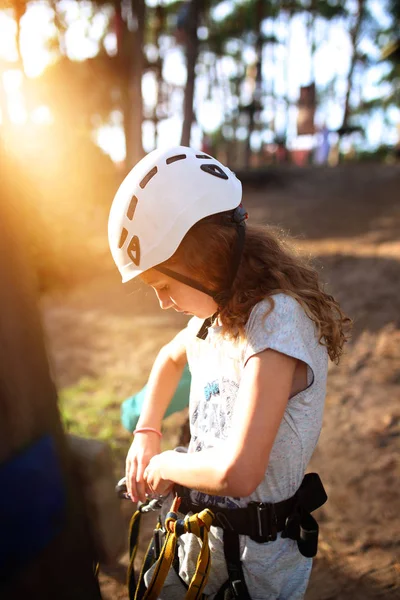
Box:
<box><xmin>41</xmin><ymin>164</ymin><xmax>400</xmax><ymax>599</ymax></box>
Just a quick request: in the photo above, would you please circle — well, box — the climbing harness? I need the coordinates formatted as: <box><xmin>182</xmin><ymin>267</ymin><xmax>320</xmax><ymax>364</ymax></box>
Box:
<box><xmin>117</xmin><ymin>472</ymin><xmax>327</xmax><ymax>600</ymax></box>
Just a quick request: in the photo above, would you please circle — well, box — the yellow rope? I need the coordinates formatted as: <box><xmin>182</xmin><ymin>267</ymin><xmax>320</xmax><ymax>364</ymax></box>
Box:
<box><xmin>185</xmin><ymin>509</ymin><xmax>214</xmax><ymax>600</ymax></box>
<box><xmin>142</xmin><ymin>497</ymin><xmax>214</xmax><ymax>600</ymax></box>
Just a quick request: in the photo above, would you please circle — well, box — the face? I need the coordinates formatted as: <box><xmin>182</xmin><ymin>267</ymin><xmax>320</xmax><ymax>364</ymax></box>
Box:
<box><xmin>141</xmin><ymin>266</ymin><xmax>218</xmax><ymax>319</ymax></box>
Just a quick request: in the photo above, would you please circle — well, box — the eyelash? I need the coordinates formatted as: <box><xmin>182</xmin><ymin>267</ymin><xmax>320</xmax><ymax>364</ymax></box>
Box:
<box><xmin>158</xmin><ymin>285</ymin><xmax>169</xmax><ymax>292</ymax></box>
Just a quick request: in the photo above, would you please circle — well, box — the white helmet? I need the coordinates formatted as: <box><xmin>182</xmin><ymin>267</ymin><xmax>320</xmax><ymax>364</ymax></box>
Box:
<box><xmin>108</xmin><ymin>145</ymin><xmax>242</xmax><ymax>283</ymax></box>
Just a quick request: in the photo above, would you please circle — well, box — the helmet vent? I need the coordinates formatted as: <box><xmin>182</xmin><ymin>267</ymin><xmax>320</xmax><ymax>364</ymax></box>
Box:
<box><xmin>200</xmin><ymin>164</ymin><xmax>229</xmax><ymax>180</ymax></box>
<box><xmin>118</xmin><ymin>227</ymin><xmax>128</xmax><ymax>249</ymax></box>
<box><xmin>166</xmin><ymin>154</ymin><xmax>187</xmax><ymax>164</ymax></box>
<box><xmin>196</xmin><ymin>154</ymin><xmax>211</xmax><ymax>159</ymax></box>
<box><xmin>127</xmin><ymin>235</ymin><xmax>141</xmax><ymax>266</ymax></box>
<box><xmin>127</xmin><ymin>195</ymin><xmax>138</xmax><ymax>220</ymax></box>
<box><xmin>140</xmin><ymin>166</ymin><xmax>158</xmax><ymax>189</ymax></box>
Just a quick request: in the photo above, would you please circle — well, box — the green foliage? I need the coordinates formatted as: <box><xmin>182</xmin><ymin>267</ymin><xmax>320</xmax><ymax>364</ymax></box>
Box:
<box><xmin>349</xmin><ymin>143</ymin><xmax>399</xmax><ymax>163</ymax></box>
<box><xmin>60</xmin><ymin>377</ymin><xmax>131</xmax><ymax>458</ymax></box>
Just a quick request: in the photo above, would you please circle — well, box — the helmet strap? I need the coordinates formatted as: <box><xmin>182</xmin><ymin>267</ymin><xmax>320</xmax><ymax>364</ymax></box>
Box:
<box><xmin>196</xmin><ymin>312</ymin><xmax>219</xmax><ymax>340</ymax></box>
<box><xmin>154</xmin><ymin>265</ymin><xmax>217</xmax><ymax>299</ymax></box>
<box><xmin>155</xmin><ymin>209</ymin><xmax>247</xmax><ymax>340</ymax></box>
<box><xmin>227</xmin><ymin>221</ymin><xmax>246</xmax><ymax>290</ymax></box>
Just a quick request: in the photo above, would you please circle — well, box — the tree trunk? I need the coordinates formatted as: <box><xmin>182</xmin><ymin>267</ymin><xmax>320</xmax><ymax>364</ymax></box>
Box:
<box><xmin>340</xmin><ymin>0</ymin><xmax>365</xmax><ymax>133</ymax></box>
<box><xmin>13</xmin><ymin>0</ymin><xmax>29</xmax><ymax>120</ymax></box>
<box><xmin>180</xmin><ymin>0</ymin><xmax>202</xmax><ymax>147</ymax></box>
<box><xmin>245</xmin><ymin>0</ymin><xmax>264</xmax><ymax>167</ymax></box>
<box><xmin>122</xmin><ymin>0</ymin><xmax>145</xmax><ymax>170</ymax></box>
<box><xmin>0</xmin><ymin>147</ymin><xmax>101</xmax><ymax>600</ymax></box>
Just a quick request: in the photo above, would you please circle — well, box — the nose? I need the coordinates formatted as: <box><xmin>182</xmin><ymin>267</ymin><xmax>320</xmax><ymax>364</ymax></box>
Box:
<box><xmin>154</xmin><ymin>289</ymin><xmax>174</xmax><ymax>310</ymax></box>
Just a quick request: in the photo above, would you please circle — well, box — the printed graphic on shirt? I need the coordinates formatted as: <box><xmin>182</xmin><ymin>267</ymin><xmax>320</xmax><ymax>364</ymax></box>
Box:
<box><xmin>191</xmin><ymin>377</ymin><xmax>239</xmax><ymax>446</ymax></box>
<box><xmin>190</xmin><ymin>377</ymin><xmax>241</xmax><ymax>508</ymax></box>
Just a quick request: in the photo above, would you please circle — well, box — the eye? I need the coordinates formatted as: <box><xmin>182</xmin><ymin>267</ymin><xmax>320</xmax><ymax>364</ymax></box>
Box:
<box><xmin>156</xmin><ymin>285</ymin><xmax>169</xmax><ymax>292</ymax></box>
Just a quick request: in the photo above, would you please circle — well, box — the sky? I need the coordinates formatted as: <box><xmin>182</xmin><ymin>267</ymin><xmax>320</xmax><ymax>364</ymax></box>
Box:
<box><xmin>0</xmin><ymin>0</ymin><xmax>398</xmax><ymax>162</ymax></box>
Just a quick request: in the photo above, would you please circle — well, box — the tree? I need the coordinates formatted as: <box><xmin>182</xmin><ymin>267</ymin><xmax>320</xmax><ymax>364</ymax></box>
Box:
<box><xmin>340</xmin><ymin>0</ymin><xmax>366</xmax><ymax>135</ymax></box>
<box><xmin>178</xmin><ymin>0</ymin><xmax>204</xmax><ymax>146</ymax></box>
<box><xmin>122</xmin><ymin>0</ymin><xmax>146</xmax><ymax>167</ymax></box>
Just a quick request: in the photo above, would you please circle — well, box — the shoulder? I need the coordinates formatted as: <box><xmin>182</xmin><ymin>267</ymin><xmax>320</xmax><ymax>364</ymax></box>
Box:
<box><xmin>246</xmin><ymin>293</ymin><xmax>309</xmax><ymax>333</ymax></box>
<box><xmin>244</xmin><ymin>294</ymin><xmax>322</xmax><ymax>368</ymax></box>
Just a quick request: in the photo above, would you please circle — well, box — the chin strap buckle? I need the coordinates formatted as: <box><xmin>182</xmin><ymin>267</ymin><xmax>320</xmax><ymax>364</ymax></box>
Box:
<box><xmin>232</xmin><ymin>204</ymin><xmax>248</xmax><ymax>225</ymax></box>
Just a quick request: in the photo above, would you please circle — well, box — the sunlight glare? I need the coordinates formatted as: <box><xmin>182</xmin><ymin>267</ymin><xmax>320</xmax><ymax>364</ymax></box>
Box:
<box><xmin>3</xmin><ymin>70</ymin><xmax>27</xmax><ymax>124</ymax></box>
<box><xmin>20</xmin><ymin>3</ymin><xmax>57</xmax><ymax>77</ymax></box>
<box><xmin>32</xmin><ymin>105</ymin><xmax>53</xmax><ymax>124</ymax></box>
<box><xmin>0</xmin><ymin>13</ymin><xmax>18</xmax><ymax>62</ymax></box>
<box><xmin>96</xmin><ymin>125</ymin><xmax>126</xmax><ymax>163</ymax></box>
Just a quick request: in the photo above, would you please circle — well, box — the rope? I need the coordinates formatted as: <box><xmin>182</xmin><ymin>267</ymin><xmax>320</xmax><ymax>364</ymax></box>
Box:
<box><xmin>128</xmin><ymin>495</ymin><xmax>215</xmax><ymax>600</ymax></box>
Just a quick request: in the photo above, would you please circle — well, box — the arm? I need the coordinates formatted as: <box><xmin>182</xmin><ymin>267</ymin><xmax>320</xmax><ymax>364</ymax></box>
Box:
<box><xmin>126</xmin><ymin>327</ymin><xmax>188</xmax><ymax>502</ymax></box>
<box><xmin>135</xmin><ymin>329</ymin><xmax>188</xmax><ymax>430</ymax></box>
<box><xmin>146</xmin><ymin>348</ymin><xmax>297</xmax><ymax>498</ymax></box>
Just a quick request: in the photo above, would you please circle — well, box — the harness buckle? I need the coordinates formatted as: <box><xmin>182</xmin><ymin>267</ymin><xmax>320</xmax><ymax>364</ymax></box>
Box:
<box><xmin>249</xmin><ymin>502</ymin><xmax>278</xmax><ymax>542</ymax></box>
<box><xmin>139</xmin><ymin>497</ymin><xmax>163</xmax><ymax>513</ymax></box>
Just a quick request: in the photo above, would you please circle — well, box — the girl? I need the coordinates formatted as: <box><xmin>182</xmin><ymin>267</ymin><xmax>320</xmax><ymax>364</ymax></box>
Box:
<box><xmin>108</xmin><ymin>146</ymin><xmax>351</xmax><ymax>599</ymax></box>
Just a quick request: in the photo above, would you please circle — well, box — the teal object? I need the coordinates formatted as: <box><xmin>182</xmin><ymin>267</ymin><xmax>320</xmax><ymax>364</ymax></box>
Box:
<box><xmin>121</xmin><ymin>364</ymin><xmax>191</xmax><ymax>432</ymax></box>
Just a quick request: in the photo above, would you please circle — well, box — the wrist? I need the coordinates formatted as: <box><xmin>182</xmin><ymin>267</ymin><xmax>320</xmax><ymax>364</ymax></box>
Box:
<box><xmin>133</xmin><ymin>426</ymin><xmax>162</xmax><ymax>438</ymax></box>
<box><xmin>160</xmin><ymin>450</ymin><xmax>177</xmax><ymax>480</ymax></box>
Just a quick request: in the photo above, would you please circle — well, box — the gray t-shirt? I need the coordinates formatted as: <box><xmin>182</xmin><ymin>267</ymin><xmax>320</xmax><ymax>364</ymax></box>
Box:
<box><xmin>148</xmin><ymin>294</ymin><xmax>328</xmax><ymax>599</ymax></box>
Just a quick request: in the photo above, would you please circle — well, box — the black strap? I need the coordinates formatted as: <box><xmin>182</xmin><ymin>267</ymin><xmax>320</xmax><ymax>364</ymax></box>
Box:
<box><xmin>177</xmin><ymin>473</ymin><xmax>327</xmax><ymax>555</ymax></box>
<box><xmin>227</xmin><ymin>222</ymin><xmax>246</xmax><ymax>291</ymax></box>
<box><xmin>155</xmin><ymin>208</ymin><xmax>247</xmax><ymax>340</ymax></box>
<box><xmin>214</xmin><ymin>580</ymin><xmax>231</xmax><ymax>600</ymax></box>
<box><xmin>222</xmin><ymin>531</ymin><xmax>252</xmax><ymax>599</ymax></box>
<box><xmin>178</xmin><ymin>495</ymin><xmax>294</xmax><ymax>542</ymax></box>
<box><xmin>196</xmin><ymin>313</ymin><xmax>218</xmax><ymax>340</ymax></box>
<box><xmin>133</xmin><ymin>536</ymin><xmax>157</xmax><ymax>600</ymax></box>
<box><xmin>154</xmin><ymin>265</ymin><xmax>217</xmax><ymax>298</ymax></box>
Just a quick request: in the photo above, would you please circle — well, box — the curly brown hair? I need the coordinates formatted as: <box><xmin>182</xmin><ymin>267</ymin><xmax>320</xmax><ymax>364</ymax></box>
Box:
<box><xmin>164</xmin><ymin>212</ymin><xmax>352</xmax><ymax>364</ymax></box>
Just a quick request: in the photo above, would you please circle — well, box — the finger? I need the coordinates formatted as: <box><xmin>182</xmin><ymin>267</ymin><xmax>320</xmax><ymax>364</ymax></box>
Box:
<box><xmin>136</xmin><ymin>463</ymin><xmax>147</xmax><ymax>503</ymax></box>
<box><xmin>125</xmin><ymin>460</ymin><xmax>132</xmax><ymax>498</ymax></box>
<box><xmin>145</xmin><ymin>482</ymin><xmax>153</xmax><ymax>497</ymax></box>
<box><xmin>127</xmin><ymin>458</ymin><xmax>138</xmax><ymax>502</ymax></box>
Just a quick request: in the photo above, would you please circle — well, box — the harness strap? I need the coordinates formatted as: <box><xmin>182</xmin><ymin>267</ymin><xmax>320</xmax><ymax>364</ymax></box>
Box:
<box><xmin>134</xmin><ymin>536</ymin><xmax>157</xmax><ymax>600</ymax></box>
<box><xmin>139</xmin><ymin>496</ymin><xmax>214</xmax><ymax>600</ymax></box>
<box><xmin>178</xmin><ymin>494</ymin><xmax>294</xmax><ymax>542</ymax></box>
<box><xmin>127</xmin><ymin>474</ymin><xmax>327</xmax><ymax>599</ymax></box>
<box><xmin>213</xmin><ymin>580</ymin><xmax>231</xmax><ymax>600</ymax></box>
<box><xmin>143</xmin><ymin>528</ymin><xmax>177</xmax><ymax>598</ymax></box>
<box><xmin>222</xmin><ymin>531</ymin><xmax>252</xmax><ymax>600</ymax></box>
<box><xmin>127</xmin><ymin>508</ymin><xmax>143</xmax><ymax>597</ymax></box>
<box><xmin>127</xmin><ymin>499</ymin><xmax>164</xmax><ymax>600</ymax></box>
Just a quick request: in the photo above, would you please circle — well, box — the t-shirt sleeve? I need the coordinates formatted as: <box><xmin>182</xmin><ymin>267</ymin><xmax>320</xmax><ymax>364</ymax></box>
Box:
<box><xmin>244</xmin><ymin>294</ymin><xmax>316</xmax><ymax>388</ymax></box>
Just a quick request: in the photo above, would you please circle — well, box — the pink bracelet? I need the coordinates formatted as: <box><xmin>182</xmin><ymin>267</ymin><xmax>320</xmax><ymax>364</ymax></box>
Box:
<box><xmin>133</xmin><ymin>427</ymin><xmax>162</xmax><ymax>438</ymax></box>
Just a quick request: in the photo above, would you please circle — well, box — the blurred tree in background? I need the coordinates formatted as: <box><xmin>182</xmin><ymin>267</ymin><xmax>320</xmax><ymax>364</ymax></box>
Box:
<box><xmin>0</xmin><ymin>0</ymin><xmax>399</xmax><ymax>290</ymax></box>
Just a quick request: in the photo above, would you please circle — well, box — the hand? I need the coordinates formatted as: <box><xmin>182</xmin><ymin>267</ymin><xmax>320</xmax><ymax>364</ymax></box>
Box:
<box><xmin>144</xmin><ymin>451</ymin><xmax>175</xmax><ymax>497</ymax></box>
<box><xmin>126</xmin><ymin>433</ymin><xmax>161</xmax><ymax>503</ymax></box>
